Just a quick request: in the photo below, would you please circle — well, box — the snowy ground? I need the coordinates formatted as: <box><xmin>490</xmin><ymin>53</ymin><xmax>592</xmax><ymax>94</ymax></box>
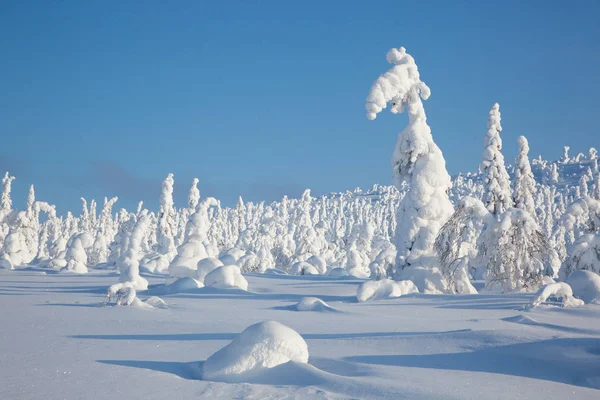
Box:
<box><xmin>2</xmin><ymin>269</ymin><xmax>599</xmax><ymax>400</ymax></box>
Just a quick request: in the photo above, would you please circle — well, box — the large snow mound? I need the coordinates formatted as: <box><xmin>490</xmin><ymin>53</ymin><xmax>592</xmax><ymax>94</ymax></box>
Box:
<box><xmin>204</xmin><ymin>265</ymin><xmax>248</xmax><ymax>291</ymax></box>
<box><xmin>296</xmin><ymin>297</ymin><xmax>337</xmax><ymax>312</ymax></box>
<box><xmin>357</xmin><ymin>279</ymin><xmax>418</xmax><ymax>302</ymax></box>
<box><xmin>196</xmin><ymin>257</ymin><xmax>224</xmax><ymax>283</ymax></box>
<box><xmin>530</xmin><ymin>282</ymin><xmax>584</xmax><ymax>308</ymax></box>
<box><xmin>567</xmin><ymin>270</ymin><xmax>600</xmax><ymax>304</ymax></box>
<box><xmin>202</xmin><ymin>320</ymin><xmax>309</xmax><ymax>383</ymax></box>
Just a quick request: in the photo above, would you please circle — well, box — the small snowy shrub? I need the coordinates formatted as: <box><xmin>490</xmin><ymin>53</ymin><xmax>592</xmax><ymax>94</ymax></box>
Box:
<box><xmin>566</xmin><ymin>270</ymin><xmax>600</xmax><ymax>304</ymax></box>
<box><xmin>530</xmin><ymin>282</ymin><xmax>584</xmax><ymax>308</ymax></box>
<box><xmin>204</xmin><ymin>265</ymin><xmax>248</xmax><ymax>290</ymax></box>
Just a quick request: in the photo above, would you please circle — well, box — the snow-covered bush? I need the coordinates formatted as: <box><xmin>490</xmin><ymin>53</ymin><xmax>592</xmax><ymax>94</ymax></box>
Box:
<box><xmin>561</xmin><ymin>233</ymin><xmax>600</xmax><ymax>279</ymax></box>
<box><xmin>530</xmin><ymin>282</ymin><xmax>584</xmax><ymax>308</ymax></box>
<box><xmin>219</xmin><ymin>248</ymin><xmax>244</xmax><ymax>266</ymax></box>
<box><xmin>306</xmin><ymin>255</ymin><xmax>327</xmax><ymax>274</ymax></box>
<box><xmin>566</xmin><ymin>270</ymin><xmax>600</xmax><ymax>304</ymax></box>
<box><xmin>104</xmin><ymin>282</ymin><xmax>137</xmax><ymax>306</ymax></box>
<box><xmin>356</xmin><ymin>278</ymin><xmax>418</xmax><ymax>302</ymax></box>
<box><xmin>435</xmin><ymin>196</ymin><xmax>488</xmax><ymax>293</ymax></box>
<box><xmin>202</xmin><ymin>320</ymin><xmax>309</xmax><ymax>383</ymax></box>
<box><xmin>196</xmin><ymin>257</ymin><xmax>224</xmax><ymax>283</ymax></box>
<box><xmin>61</xmin><ymin>233</ymin><xmax>89</xmax><ymax>274</ymax></box>
<box><xmin>117</xmin><ymin>215</ymin><xmax>150</xmax><ymax>291</ymax></box>
<box><xmin>290</xmin><ymin>261</ymin><xmax>319</xmax><ymax>276</ymax></box>
<box><xmin>480</xmin><ymin>208</ymin><xmax>552</xmax><ymax>292</ymax></box>
<box><xmin>204</xmin><ymin>265</ymin><xmax>248</xmax><ymax>291</ymax></box>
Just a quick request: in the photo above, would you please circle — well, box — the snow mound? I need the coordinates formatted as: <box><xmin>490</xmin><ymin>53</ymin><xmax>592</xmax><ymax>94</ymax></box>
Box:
<box><xmin>150</xmin><ymin>276</ymin><xmax>203</xmax><ymax>296</ymax></box>
<box><xmin>296</xmin><ymin>297</ymin><xmax>337</xmax><ymax>312</ymax></box>
<box><xmin>0</xmin><ymin>257</ymin><xmax>13</xmax><ymax>270</ymax></box>
<box><xmin>264</xmin><ymin>268</ymin><xmax>288</xmax><ymax>275</ymax></box>
<box><xmin>144</xmin><ymin>296</ymin><xmax>168</xmax><ymax>309</ymax></box>
<box><xmin>306</xmin><ymin>256</ymin><xmax>327</xmax><ymax>274</ymax></box>
<box><xmin>204</xmin><ymin>265</ymin><xmax>248</xmax><ymax>291</ymax></box>
<box><xmin>530</xmin><ymin>282</ymin><xmax>584</xmax><ymax>308</ymax></box>
<box><xmin>202</xmin><ymin>320</ymin><xmax>309</xmax><ymax>383</ymax></box>
<box><xmin>290</xmin><ymin>261</ymin><xmax>319</xmax><ymax>276</ymax></box>
<box><xmin>196</xmin><ymin>257</ymin><xmax>224</xmax><ymax>283</ymax></box>
<box><xmin>328</xmin><ymin>267</ymin><xmax>349</xmax><ymax>277</ymax></box>
<box><xmin>567</xmin><ymin>270</ymin><xmax>600</xmax><ymax>304</ymax></box>
<box><xmin>357</xmin><ymin>279</ymin><xmax>419</xmax><ymax>302</ymax></box>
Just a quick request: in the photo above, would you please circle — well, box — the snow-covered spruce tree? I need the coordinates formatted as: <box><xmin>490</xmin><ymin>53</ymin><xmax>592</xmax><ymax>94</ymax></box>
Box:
<box><xmin>479</xmin><ymin>208</ymin><xmax>553</xmax><ymax>292</ymax></box>
<box><xmin>561</xmin><ymin>233</ymin><xmax>600</xmax><ymax>278</ymax></box>
<box><xmin>560</xmin><ymin>196</ymin><xmax>600</xmax><ymax>243</ymax></box>
<box><xmin>480</xmin><ymin>103</ymin><xmax>512</xmax><ymax>216</ymax></box>
<box><xmin>579</xmin><ymin>175</ymin><xmax>589</xmax><ymax>197</ymax></box>
<box><xmin>117</xmin><ymin>214</ymin><xmax>151</xmax><ymax>290</ymax></box>
<box><xmin>0</xmin><ymin>172</ymin><xmax>16</xmax><ymax>248</ymax></box>
<box><xmin>156</xmin><ymin>173</ymin><xmax>176</xmax><ymax>255</ymax></box>
<box><xmin>435</xmin><ymin>196</ymin><xmax>490</xmax><ymax>293</ymax></box>
<box><xmin>61</xmin><ymin>233</ymin><xmax>89</xmax><ymax>274</ymax></box>
<box><xmin>512</xmin><ymin>136</ymin><xmax>537</xmax><ymax>217</ymax></box>
<box><xmin>365</xmin><ymin>46</ymin><xmax>453</xmax><ymax>293</ymax></box>
<box><xmin>188</xmin><ymin>178</ymin><xmax>200</xmax><ymax>210</ymax></box>
<box><xmin>168</xmin><ymin>197</ymin><xmax>218</xmax><ymax>282</ymax></box>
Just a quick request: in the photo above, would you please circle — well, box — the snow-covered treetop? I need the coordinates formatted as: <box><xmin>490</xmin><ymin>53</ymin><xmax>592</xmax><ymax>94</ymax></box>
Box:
<box><xmin>188</xmin><ymin>178</ymin><xmax>200</xmax><ymax>210</ymax></box>
<box><xmin>513</xmin><ymin>136</ymin><xmax>536</xmax><ymax>216</ymax></box>
<box><xmin>160</xmin><ymin>173</ymin><xmax>175</xmax><ymax>210</ymax></box>
<box><xmin>365</xmin><ymin>47</ymin><xmax>430</xmax><ymax>121</ymax></box>
<box><xmin>480</xmin><ymin>103</ymin><xmax>512</xmax><ymax>216</ymax></box>
<box><xmin>1</xmin><ymin>172</ymin><xmax>16</xmax><ymax>211</ymax></box>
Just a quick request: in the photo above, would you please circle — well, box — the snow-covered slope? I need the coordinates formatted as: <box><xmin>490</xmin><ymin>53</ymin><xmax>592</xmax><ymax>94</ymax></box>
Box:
<box><xmin>1</xmin><ymin>269</ymin><xmax>599</xmax><ymax>399</ymax></box>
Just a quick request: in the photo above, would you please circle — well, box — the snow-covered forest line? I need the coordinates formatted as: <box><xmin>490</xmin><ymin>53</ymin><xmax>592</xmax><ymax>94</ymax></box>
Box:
<box><xmin>0</xmin><ymin>142</ymin><xmax>598</xmax><ymax>288</ymax></box>
<box><xmin>1</xmin><ymin>47</ymin><xmax>599</xmax><ymax>298</ymax></box>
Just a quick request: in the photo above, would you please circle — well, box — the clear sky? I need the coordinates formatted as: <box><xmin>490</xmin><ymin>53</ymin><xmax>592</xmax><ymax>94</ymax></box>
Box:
<box><xmin>1</xmin><ymin>0</ymin><xmax>599</xmax><ymax>214</ymax></box>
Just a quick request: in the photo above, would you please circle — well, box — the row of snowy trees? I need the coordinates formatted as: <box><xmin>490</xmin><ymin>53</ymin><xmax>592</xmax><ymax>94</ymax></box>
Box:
<box><xmin>1</xmin><ymin>47</ymin><xmax>599</xmax><ymax>294</ymax></box>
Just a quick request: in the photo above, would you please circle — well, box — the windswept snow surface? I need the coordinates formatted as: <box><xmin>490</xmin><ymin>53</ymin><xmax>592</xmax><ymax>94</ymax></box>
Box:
<box><xmin>1</xmin><ymin>269</ymin><xmax>600</xmax><ymax>399</ymax></box>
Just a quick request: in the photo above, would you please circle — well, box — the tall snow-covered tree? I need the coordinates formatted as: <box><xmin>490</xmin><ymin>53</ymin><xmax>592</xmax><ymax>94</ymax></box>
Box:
<box><xmin>188</xmin><ymin>178</ymin><xmax>200</xmax><ymax>210</ymax></box>
<box><xmin>512</xmin><ymin>136</ymin><xmax>537</xmax><ymax>217</ymax></box>
<box><xmin>480</xmin><ymin>103</ymin><xmax>512</xmax><ymax>216</ymax></box>
<box><xmin>365</xmin><ymin>46</ymin><xmax>453</xmax><ymax>293</ymax></box>
<box><xmin>156</xmin><ymin>173</ymin><xmax>176</xmax><ymax>255</ymax></box>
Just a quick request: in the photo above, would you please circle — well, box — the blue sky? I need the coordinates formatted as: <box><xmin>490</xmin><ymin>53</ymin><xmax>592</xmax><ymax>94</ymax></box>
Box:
<box><xmin>1</xmin><ymin>1</ymin><xmax>599</xmax><ymax>214</ymax></box>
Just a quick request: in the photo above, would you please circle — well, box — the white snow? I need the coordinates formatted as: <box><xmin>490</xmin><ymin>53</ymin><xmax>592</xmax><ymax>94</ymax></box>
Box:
<box><xmin>202</xmin><ymin>320</ymin><xmax>309</xmax><ymax>383</ymax></box>
<box><xmin>328</xmin><ymin>267</ymin><xmax>349</xmax><ymax>277</ymax></box>
<box><xmin>295</xmin><ymin>296</ymin><xmax>337</xmax><ymax>312</ymax></box>
<box><xmin>567</xmin><ymin>270</ymin><xmax>600</xmax><ymax>304</ymax></box>
<box><xmin>290</xmin><ymin>261</ymin><xmax>320</xmax><ymax>276</ymax></box>
<box><xmin>530</xmin><ymin>282</ymin><xmax>584</xmax><ymax>308</ymax></box>
<box><xmin>204</xmin><ymin>265</ymin><xmax>248</xmax><ymax>290</ymax></box>
<box><xmin>195</xmin><ymin>257</ymin><xmax>224</xmax><ymax>283</ymax></box>
<box><xmin>356</xmin><ymin>278</ymin><xmax>418</xmax><ymax>302</ymax></box>
<box><xmin>1</xmin><ymin>270</ymin><xmax>600</xmax><ymax>399</ymax></box>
